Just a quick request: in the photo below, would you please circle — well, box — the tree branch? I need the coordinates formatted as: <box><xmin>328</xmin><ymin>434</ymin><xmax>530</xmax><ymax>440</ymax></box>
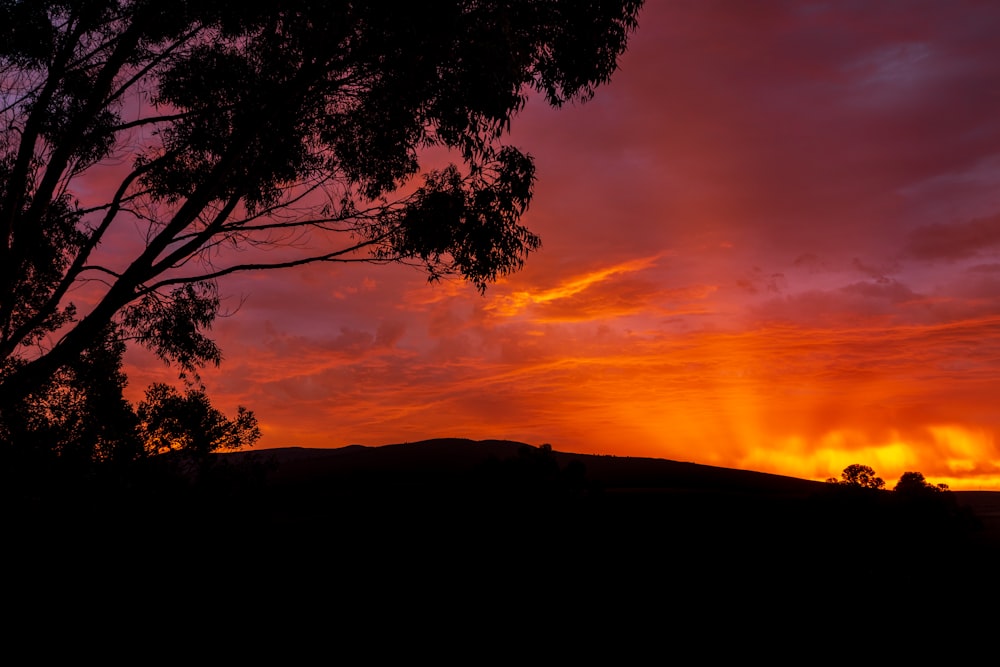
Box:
<box><xmin>0</xmin><ymin>156</ymin><xmax>158</xmax><ymax>360</ymax></box>
<box><xmin>143</xmin><ymin>234</ymin><xmax>393</xmax><ymax>292</ymax></box>
<box><xmin>109</xmin><ymin>111</ymin><xmax>199</xmax><ymax>133</ymax></box>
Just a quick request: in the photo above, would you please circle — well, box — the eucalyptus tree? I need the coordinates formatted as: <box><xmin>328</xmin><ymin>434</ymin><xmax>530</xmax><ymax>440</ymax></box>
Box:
<box><xmin>0</xmin><ymin>0</ymin><xmax>643</xmax><ymax>451</ymax></box>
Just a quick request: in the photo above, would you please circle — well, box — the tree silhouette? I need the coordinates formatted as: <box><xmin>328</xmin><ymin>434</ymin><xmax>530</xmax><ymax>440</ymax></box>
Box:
<box><xmin>0</xmin><ymin>1</ymin><xmax>643</xmax><ymax>456</ymax></box>
<box><xmin>136</xmin><ymin>383</ymin><xmax>260</xmax><ymax>460</ymax></box>
<box><xmin>1</xmin><ymin>325</ymin><xmax>256</xmax><ymax>486</ymax></box>
<box><xmin>839</xmin><ymin>464</ymin><xmax>885</xmax><ymax>490</ymax></box>
<box><xmin>1</xmin><ymin>328</ymin><xmax>141</xmax><ymax>475</ymax></box>
<box><xmin>894</xmin><ymin>471</ymin><xmax>947</xmax><ymax>495</ymax></box>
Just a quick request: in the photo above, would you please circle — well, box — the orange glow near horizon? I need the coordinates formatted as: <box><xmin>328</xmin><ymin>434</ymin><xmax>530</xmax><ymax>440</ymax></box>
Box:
<box><xmin>125</xmin><ymin>303</ymin><xmax>1000</xmax><ymax>490</ymax></box>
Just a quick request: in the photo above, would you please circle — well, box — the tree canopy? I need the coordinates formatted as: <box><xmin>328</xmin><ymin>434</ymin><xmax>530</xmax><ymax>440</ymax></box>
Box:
<box><xmin>0</xmin><ymin>1</ymin><xmax>644</xmax><ymax>458</ymax></box>
<box><xmin>136</xmin><ymin>382</ymin><xmax>259</xmax><ymax>458</ymax></box>
<box><xmin>838</xmin><ymin>464</ymin><xmax>885</xmax><ymax>490</ymax></box>
<box><xmin>894</xmin><ymin>471</ymin><xmax>948</xmax><ymax>495</ymax></box>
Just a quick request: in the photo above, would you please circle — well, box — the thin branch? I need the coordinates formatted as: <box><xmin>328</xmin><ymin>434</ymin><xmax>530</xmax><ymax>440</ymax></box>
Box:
<box><xmin>143</xmin><ymin>234</ymin><xmax>393</xmax><ymax>292</ymax></box>
<box><xmin>149</xmin><ymin>192</ymin><xmax>243</xmax><ymax>276</ymax></box>
<box><xmin>0</xmin><ymin>155</ymin><xmax>161</xmax><ymax>360</ymax></box>
<box><xmin>76</xmin><ymin>188</ymin><xmax>153</xmax><ymax>215</ymax></box>
<box><xmin>76</xmin><ymin>265</ymin><xmax>123</xmax><ymax>279</ymax></box>
<box><xmin>105</xmin><ymin>25</ymin><xmax>205</xmax><ymax>104</ymax></box>
<box><xmin>109</xmin><ymin>110</ymin><xmax>198</xmax><ymax>133</ymax></box>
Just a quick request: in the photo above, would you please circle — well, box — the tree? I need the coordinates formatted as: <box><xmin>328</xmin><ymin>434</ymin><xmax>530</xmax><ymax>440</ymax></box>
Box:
<box><xmin>839</xmin><ymin>464</ymin><xmax>885</xmax><ymax>490</ymax></box>
<box><xmin>0</xmin><ymin>324</ymin><xmax>141</xmax><ymax>471</ymax></box>
<box><xmin>894</xmin><ymin>471</ymin><xmax>946</xmax><ymax>495</ymax></box>
<box><xmin>136</xmin><ymin>382</ymin><xmax>260</xmax><ymax>459</ymax></box>
<box><xmin>0</xmin><ymin>321</ymin><xmax>256</xmax><ymax>483</ymax></box>
<box><xmin>0</xmin><ymin>1</ymin><xmax>644</xmax><ymax>445</ymax></box>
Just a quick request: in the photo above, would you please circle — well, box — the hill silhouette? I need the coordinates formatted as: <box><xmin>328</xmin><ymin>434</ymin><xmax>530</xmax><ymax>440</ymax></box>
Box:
<box><xmin>7</xmin><ymin>438</ymin><xmax>998</xmax><ymax>621</ymax></box>
<box><xmin>244</xmin><ymin>438</ymin><xmax>828</xmax><ymax>495</ymax></box>
<box><xmin>214</xmin><ymin>439</ymin><xmax>998</xmax><ymax>584</ymax></box>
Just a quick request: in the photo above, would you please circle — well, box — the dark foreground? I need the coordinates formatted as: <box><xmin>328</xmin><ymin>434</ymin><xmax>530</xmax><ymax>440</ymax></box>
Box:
<box><xmin>7</xmin><ymin>439</ymin><xmax>999</xmax><ymax>632</ymax></box>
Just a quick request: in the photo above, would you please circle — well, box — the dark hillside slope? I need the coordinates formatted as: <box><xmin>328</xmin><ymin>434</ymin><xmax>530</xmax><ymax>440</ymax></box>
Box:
<box><xmin>241</xmin><ymin>437</ymin><xmax>827</xmax><ymax>495</ymax></box>
<box><xmin>6</xmin><ymin>438</ymin><xmax>998</xmax><ymax>618</ymax></box>
<box><xmin>224</xmin><ymin>439</ymin><xmax>996</xmax><ymax>587</ymax></box>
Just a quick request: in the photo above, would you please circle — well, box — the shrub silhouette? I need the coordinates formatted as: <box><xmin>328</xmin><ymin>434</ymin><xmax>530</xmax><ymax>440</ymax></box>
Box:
<box><xmin>137</xmin><ymin>383</ymin><xmax>260</xmax><ymax>460</ymax></box>
<box><xmin>893</xmin><ymin>471</ymin><xmax>944</xmax><ymax>496</ymax></box>
<box><xmin>839</xmin><ymin>464</ymin><xmax>885</xmax><ymax>489</ymax></box>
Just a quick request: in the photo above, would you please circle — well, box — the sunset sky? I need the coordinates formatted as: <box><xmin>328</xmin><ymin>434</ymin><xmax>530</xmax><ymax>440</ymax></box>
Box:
<box><xmin>121</xmin><ymin>1</ymin><xmax>1000</xmax><ymax>489</ymax></box>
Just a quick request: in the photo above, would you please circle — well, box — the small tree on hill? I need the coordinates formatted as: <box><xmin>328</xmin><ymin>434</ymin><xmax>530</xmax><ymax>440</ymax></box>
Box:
<box><xmin>839</xmin><ymin>464</ymin><xmax>885</xmax><ymax>490</ymax></box>
<box><xmin>894</xmin><ymin>471</ymin><xmax>947</xmax><ymax>496</ymax></box>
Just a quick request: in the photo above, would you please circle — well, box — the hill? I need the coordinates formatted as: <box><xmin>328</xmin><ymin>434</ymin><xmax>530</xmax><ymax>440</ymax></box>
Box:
<box><xmin>218</xmin><ymin>439</ymin><xmax>998</xmax><ymax>575</ymax></box>
<box><xmin>8</xmin><ymin>438</ymin><xmax>998</xmax><ymax>615</ymax></box>
<box><xmin>234</xmin><ymin>437</ymin><xmax>829</xmax><ymax>493</ymax></box>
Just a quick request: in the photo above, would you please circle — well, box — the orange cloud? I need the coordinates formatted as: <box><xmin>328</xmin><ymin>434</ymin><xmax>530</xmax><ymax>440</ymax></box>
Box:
<box><xmin>484</xmin><ymin>255</ymin><xmax>665</xmax><ymax>317</ymax></box>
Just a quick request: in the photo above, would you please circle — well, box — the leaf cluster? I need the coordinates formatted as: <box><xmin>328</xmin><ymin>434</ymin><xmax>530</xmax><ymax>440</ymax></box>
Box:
<box><xmin>136</xmin><ymin>382</ymin><xmax>260</xmax><ymax>459</ymax></box>
<box><xmin>1</xmin><ymin>328</ymin><xmax>258</xmax><ymax>482</ymax></box>
<box><xmin>893</xmin><ymin>471</ymin><xmax>948</xmax><ymax>495</ymax></box>
<box><xmin>835</xmin><ymin>464</ymin><xmax>886</xmax><ymax>490</ymax></box>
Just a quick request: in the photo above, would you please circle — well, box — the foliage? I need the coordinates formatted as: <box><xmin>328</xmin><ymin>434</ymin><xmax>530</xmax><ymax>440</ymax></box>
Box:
<box><xmin>838</xmin><ymin>464</ymin><xmax>885</xmax><ymax>490</ymax></box>
<box><xmin>136</xmin><ymin>382</ymin><xmax>260</xmax><ymax>459</ymax></box>
<box><xmin>894</xmin><ymin>471</ymin><xmax>948</xmax><ymax>495</ymax></box>
<box><xmin>0</xmin><ymin>327</ymin><xmax>140</xmax><ymax>469</ymax></box>
<box><xmin>0</xmin><ymin>0</ymin><xmax>644</xmax><ymax>426</ymax></box>
<box><xmin>0</xmin><ymin>320</ymin><xmax>256</xmax><ymax>493</ymax></box>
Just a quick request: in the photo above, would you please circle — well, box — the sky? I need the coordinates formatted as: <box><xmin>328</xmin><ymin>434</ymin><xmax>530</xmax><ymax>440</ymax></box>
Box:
<box><xmin>120</xmin><ymin>1</ymin><xmax>1000</xmax><ymax>489</ymax></box>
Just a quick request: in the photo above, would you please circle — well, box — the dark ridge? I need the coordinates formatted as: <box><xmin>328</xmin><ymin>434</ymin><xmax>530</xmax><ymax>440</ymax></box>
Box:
<box><xmin>225</xmin><ymin>439</ymin><xmax>999</xmax><ymax>561</ymax></box>
<box><xmin>239</xmin><ymin>438</ymin><xmax>532</xmax><ymax>484</ymax></box>
<box><xmin>231</xmin><ymin>437</ymin><xmax>826</xmax><ymax>495</ymax></box>
<box><xmin>5</xmin><ymin>436</ymin><xmax>998</xmax><ymax>625</ymax></box>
